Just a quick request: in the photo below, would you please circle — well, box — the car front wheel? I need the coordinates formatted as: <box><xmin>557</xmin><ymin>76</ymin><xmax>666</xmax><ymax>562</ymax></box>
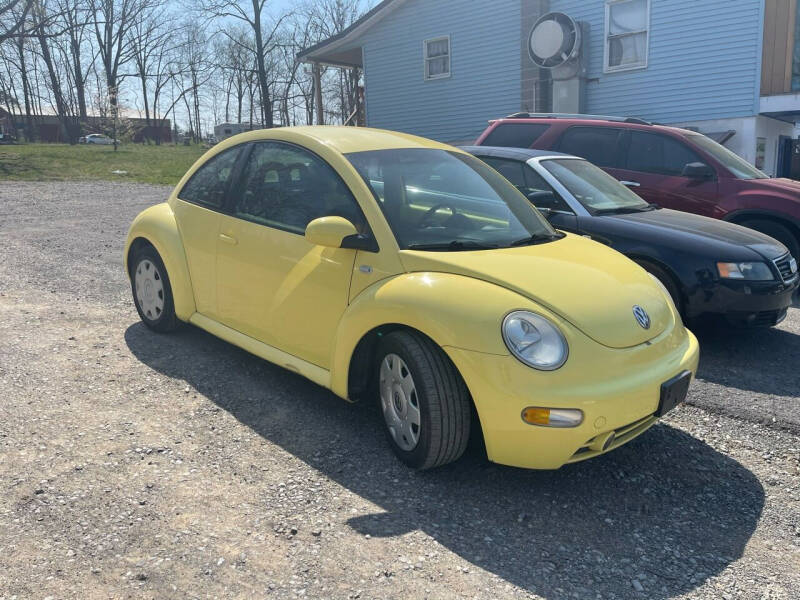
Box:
<box><xmin>376</xmin><ymin>331</ymin><xmax>471</xmax><ymax>470</ymax></box>
<box><xmin>131</xmin><ymin>246</ymin><xmax>178</xmax><ymax>333</ymax></box>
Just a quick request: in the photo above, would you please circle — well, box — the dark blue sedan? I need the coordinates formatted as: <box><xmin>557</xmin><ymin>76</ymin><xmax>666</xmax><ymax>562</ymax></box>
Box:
<box><xmin>463</xmin><ymin>146</ymin><xmax>799</xmax><ymax>327</ymax></box>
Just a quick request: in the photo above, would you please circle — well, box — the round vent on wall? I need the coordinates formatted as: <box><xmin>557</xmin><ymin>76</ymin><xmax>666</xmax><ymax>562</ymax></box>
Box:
<box><xmin>528</xmin><ymin>12</ymin><xmax>581</xmax><ymax>69</ymax></box>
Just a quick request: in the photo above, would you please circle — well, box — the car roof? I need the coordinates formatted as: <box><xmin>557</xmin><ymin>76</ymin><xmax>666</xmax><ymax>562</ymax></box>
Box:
<box><xmin>459</xmin><ymin>145</ymin><xmax>576</xmax><ymax>161</ymax></box>
<box><xmin>489</xmin><ymin>115</ymin><xmax>692</xmax><ymax>136</ymax></box>
<box><xmin>219</xmin><ymin>126</ymin><xmax>460</xmax><ymax>155</ymax></box>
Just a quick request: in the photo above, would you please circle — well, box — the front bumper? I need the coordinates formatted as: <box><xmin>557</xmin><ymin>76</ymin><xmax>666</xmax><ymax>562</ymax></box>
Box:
<box><xmin>685</xmin><ymin>276</ymin><xmax>798</xmax><ymax>326</ymax></box>
<box><xmin>445</xmin><ymin>326</ymin><xmax>699</xmax><ymax>470</ymax></box>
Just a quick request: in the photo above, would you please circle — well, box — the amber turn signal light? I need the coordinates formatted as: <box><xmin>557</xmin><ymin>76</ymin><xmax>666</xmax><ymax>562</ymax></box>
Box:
<box><xmin>521</xmin><ymin>407</ymin><xmax>583</xmax><ymax>428</ymax></box>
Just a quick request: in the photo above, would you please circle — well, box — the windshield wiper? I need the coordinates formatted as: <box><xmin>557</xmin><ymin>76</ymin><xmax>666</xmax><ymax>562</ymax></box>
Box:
<box><xmin>406</xmin><ymin>240</ymin><xmax>500</xmax><ymax>251</ymax></box>
<box><xmin>507</xmin><ymin>232</ymin><xmax>564</xmax><ymax>247</ymax></box>
<box><xmin>594</xmin><ymin>205</ymin><xmax>656</xmax><ymax>215</ymax></box>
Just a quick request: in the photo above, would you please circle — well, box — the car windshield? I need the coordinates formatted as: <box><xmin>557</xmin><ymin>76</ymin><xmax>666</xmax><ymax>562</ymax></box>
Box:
<box><xmin>539</xmin><ymin>158</ymin><xmax>653</xmax><ymax>214</ymax></box>
<box><xmin>686</xmin><ymin>133</ymin><xmax>769</xmax><ymax>179</ymax></box>
<box><xmin>345</xmin><ymin>148</ymin><xmax>559</xmax><ymax>250</ymax></box>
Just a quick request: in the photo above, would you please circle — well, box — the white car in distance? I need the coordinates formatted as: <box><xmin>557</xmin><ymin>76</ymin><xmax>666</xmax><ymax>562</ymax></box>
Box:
<box><xmin>80</xmin><ymin>134</ymin><xmax>119</xmax><ymax>145</ymax></box>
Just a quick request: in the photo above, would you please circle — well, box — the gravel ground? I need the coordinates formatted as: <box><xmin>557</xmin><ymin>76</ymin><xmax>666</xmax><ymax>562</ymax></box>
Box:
<box><xmin>0</xmin><ymin>181</ymin><xmax>798</xmax><ymax>600</ymax></box>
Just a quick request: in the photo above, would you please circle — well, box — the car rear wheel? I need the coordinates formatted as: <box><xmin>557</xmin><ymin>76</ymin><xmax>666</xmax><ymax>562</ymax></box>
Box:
<box><xmin>131</xmin><ymin>246</ymin><xmax>178</xmax><ymax>333</ymax></box>
<box><xmin>738</xmin><ymin>219</ymin><xmax>800</xmax><ymax>260</ymax></box>
<box><xmin>376</xmin><ymin>331</ymin><xmax>471</xmax><ymax>470</ymax></box>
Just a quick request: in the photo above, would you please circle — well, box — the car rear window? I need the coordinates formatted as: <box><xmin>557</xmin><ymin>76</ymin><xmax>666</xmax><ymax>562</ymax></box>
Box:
<box><xmin>557</xmin><ymin>127</ymin><xmax>623</xmax><ymax>168</ymax></box>
<box><xmin>481</xmin><ymin>123</ymin><xmax>550</xmax><ymax>148</ymax></box>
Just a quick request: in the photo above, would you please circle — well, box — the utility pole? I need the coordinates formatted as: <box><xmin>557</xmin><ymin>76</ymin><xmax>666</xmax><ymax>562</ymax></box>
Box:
<box><xmin>313</xmin><ymin>62</ymin><xmax>323</xmax><ymax>125</ymax></box>
<box><xmin>110</xmin><ymin>85</ymin><xmax>118</xmax><ymax>152</ymax></box>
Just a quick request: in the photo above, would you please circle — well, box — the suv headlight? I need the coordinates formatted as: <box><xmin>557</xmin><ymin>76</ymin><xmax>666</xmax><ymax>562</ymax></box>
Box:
<box><xmin>502</xmin><ymin>311</ymin><xmax>568</xmax><ymax>370</ymax></box>
<box><xmin>717</xmin><ymin>261</ymin><xmax>774</xmax><ymax>281</ymax></box>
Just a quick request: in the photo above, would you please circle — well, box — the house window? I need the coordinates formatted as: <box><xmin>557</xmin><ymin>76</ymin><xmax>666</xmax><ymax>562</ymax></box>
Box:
<box><xmin>605</xmin><ymin>0</ymin><xmax>649</xmax><ymax>72</ymax></box>
<box><xmin>424</xmin><ymin>36</ymin><xmax>450</xmax><ymax>80</ymax></box>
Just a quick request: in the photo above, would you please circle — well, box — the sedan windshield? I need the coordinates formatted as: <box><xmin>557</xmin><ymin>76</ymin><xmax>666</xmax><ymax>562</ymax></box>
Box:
<box><xmin>686</xmin><ymin>133</ymin><xmax>769</xmax><ymax>180</ymax></box>
<box><xmin>346</xmin><ymin>148</ymin><xmax>558</xmax><ymax>250</ymax></box>
<box><xmin>540</xmin><ymin>158</ymin><xmax>653</xmax><ymax>214</ymax></box>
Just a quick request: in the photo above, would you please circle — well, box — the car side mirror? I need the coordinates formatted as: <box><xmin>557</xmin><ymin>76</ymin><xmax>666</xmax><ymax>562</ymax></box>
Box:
<box><xmin>682</xmin><ymin>162</ymin><xmax>715</xmax><ymax>180</ymax></box>
<box><xmin>526</xmin><ymin>191</ymin><xmax>556</xmax><ymax>220</ymax></box>
<box><xmin>305</xmin><ymin>216</ymin><xmax>359</xmax><ymax>248</ymax></box>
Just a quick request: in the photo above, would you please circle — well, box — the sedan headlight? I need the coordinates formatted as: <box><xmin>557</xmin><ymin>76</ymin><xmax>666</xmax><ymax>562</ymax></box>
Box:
<box><xmin>716</xmin><ymin>261</ymin><xmax>774</xmax><ymax>281</ymax></box>
<box><xmin>502</xmin><ymin>311</ymin><xmax>568</xmax><ymax>370</ymax></box>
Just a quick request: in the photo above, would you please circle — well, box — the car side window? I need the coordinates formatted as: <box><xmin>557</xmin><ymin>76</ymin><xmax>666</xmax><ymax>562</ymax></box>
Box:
<box><xmin>179</xmin><ymin>146</ymin><xmax>242</xmax><ymax>209</ymax></box>
<box><xmin>523</xmin><ymin>166</ymin><xmax>574</xmax><ymax>213</ymax></box>
<box><xmin>481</xmin><ymin>123</ymin><xmax>550</xmax><ymax>148</ymax></box>
<box><xmin>557</xmin><ymin>127</ymin><xmax>623</xmax><ymax>168</ymax></box>
<box><xmin>626</xmin><ymin>131</ymin><xmax>703</xmax><ymax>176</ymax></box>
<box><xmin>232</xmin><ymin>142</ymin><xmax>366</xmax><ymax>235</ymax></box>
<box><xmin>483</xmin><ymin>157</ymin><xmax>527</xmax><ymax>189</ymax></box>
<box><xmin>482</xmin><ymin>157</ymin><xmax>573</xmax><ymax>213</ymax></box>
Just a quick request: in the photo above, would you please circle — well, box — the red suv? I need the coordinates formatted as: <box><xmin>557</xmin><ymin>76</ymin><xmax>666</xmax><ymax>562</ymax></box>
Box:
<box><xmin>475</xmin><ymin>113</ymin><xmax>800</xmax><ymax>259</ymax></box>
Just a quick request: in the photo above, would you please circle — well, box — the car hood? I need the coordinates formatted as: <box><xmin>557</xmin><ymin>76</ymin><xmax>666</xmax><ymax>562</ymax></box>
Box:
<box><xmin>747</xmin><ymin>177</ymin><xmax>800</xmax><ymax>196</ymax></box>
<box><xmin>609</xmin><ymin>209</ymin><xmax>788</xmax><ymax>260</ymax></box>
<box><xmin>399</xmin><ymin>234</ymin><xmax>671</xmax><ymax>349</ymax></box>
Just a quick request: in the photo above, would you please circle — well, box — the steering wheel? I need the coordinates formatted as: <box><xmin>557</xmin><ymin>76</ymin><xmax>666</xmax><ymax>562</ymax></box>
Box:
<box><xmin>418</xmin><ymin>203</ymin><xmax>460</xmax><ymax>228</ymax></box>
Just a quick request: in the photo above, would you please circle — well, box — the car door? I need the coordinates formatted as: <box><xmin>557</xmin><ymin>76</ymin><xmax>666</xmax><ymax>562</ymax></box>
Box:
<box><xmin>613</xmin><ymin>130</ymin><xmax>720</xmax><ymax>216</ymax></box>
<box><xmin>216</xmin><ymin>141</ymin><xmax>367</xmax><ymax>368</ymax></box>
<box><xmin>173</xmin><ymin>145</ymin><xmax>244</xmax><ymax>319</ymax></box>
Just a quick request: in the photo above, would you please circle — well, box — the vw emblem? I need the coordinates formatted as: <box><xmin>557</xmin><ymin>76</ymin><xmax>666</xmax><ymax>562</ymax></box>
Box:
<box><xmin>632</xmin><ymin>305</ymin><xmax>650</xmax><ymax>329</ymax></box>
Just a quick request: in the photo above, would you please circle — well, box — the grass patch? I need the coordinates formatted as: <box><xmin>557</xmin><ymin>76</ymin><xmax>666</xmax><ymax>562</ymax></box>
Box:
<box><xmin>0</xmin><ymin>143</ymin><xmax>208</xmax><ymax>185</ymax></box>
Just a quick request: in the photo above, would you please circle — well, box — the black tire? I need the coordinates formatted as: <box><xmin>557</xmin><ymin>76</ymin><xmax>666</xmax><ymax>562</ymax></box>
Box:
<box><xmin>635</xmin><ymin>259</ymin><xmax>684</xmax><ymax>317</ymax></box>
<box><xmin>130</xmin><ymin>245</ymin><xmax>178</xmax><ymax>333</ymax></box>
<box><xmin>375</xmin><ymin>330</ymin><xmax>471</xmax><ymax>470</ymax></box>
<box><xmin>738</xmin><ymin>219</ymin><xmax>800</xmax><ymax>260</ymax></box>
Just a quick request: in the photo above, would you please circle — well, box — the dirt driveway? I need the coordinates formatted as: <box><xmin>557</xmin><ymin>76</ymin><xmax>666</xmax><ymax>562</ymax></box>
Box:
<box><xmin>1</xmin><ymin>182</ymin><xmax>798</xmax><ymax>599</ymax></box>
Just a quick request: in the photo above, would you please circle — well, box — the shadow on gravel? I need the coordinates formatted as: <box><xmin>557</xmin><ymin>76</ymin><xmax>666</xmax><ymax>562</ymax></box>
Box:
<box><xmin>126</xmin><ymin>322</ymin><xmax>764</xmax><ymax>600</ymax></box>
<box><xmin>692</xmin><ymin>319</ymin><xmax>800</xmax><ymax>397</ymax></box>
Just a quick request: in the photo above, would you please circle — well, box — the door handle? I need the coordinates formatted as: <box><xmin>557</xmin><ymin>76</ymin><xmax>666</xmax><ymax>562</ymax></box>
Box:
<box><xmin>620</xmin><ymin>180</ymin><xmax>641</xmax><ymax>187</ymax></box>
<box><xmin>219</xmin><ymin>233</ymin><xmax>238</xmax><ymax>245</ymax></box>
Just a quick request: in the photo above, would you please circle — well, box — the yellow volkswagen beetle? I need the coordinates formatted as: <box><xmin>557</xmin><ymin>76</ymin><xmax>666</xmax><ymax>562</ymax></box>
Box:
<box><xmin>125</xmin><ymin>126</ymin><xmax>699</xmax><ymax>470</ymax></box>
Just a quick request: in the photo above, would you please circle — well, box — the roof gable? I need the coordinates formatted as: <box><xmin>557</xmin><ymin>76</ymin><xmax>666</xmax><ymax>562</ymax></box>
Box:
<box><xmin>297</xmin><ymin>0</ymin><xmax>407</xmax><ymax>64</ymax></box>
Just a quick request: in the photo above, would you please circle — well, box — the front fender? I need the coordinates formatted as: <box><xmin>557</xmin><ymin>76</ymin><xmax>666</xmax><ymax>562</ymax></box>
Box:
<box><xmin>124</xmin><ymin>202</ymin><xmax>196</xmax><ymax>321</ymax></box>
<box><xmin>329</xmin><ymin>272</ymin><xmax>553</xmax><ymax>398</ymax></box>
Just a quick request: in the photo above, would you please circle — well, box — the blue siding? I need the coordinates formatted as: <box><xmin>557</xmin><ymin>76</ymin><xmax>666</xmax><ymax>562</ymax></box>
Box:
<box><xmin>358</xmin><ymin>0</ymin><xmax>521</xmax><ymax>141</ymax></box>
<box><xmin>550</xmin><ymin>0</ymin><xmax>762</xmax><ymax>123</ymax></box>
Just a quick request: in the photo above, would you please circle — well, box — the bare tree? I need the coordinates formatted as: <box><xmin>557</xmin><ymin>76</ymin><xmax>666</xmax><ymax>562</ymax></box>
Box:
<box><xmin>0</xmin><ymin>0</ymin><xmax>34</xmax><ymax>44</ymax></box>
<box><xmin>197</xmin><ymin>0</ymin><xmax>289</xmax><ymax>128</ymax></box>
<box><xmin>29</xmin><ymin>0</ymin><xmax>82</xmax><ymax>142</ymax></box>
<box><xmin>128</xmin><ymin>2</ymin><xmax>175</xmax><ymax>142</ymax></box>
<box><xmin>91</xmin><ymin>0</ymin><xmax>157</xmax><ymax>149</ymax></box>
<box><xmin>56</xmin><ymin>0</ymin><xmax>94</xmax><ymax>121</ymax></box>
<box><xmin>216</xmin><ymin>26</ymin><xmax>253</xmax><ymax>125</ymax></box>
<box><xmin>173</xmin><ymin>22</ymin><xmax>213</xmax><ymax>142</ymax></box>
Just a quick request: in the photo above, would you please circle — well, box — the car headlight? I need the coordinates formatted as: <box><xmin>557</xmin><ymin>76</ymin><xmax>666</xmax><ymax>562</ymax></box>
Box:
<box><xmin>716</xmin><ymin>261</ymin><xmax>774</xmax><ymax>281</ymax></box>
<box><xmin>502</xmin><ymin>311</ymin><xmax>568</xmax><ymax>370</ymax></box>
